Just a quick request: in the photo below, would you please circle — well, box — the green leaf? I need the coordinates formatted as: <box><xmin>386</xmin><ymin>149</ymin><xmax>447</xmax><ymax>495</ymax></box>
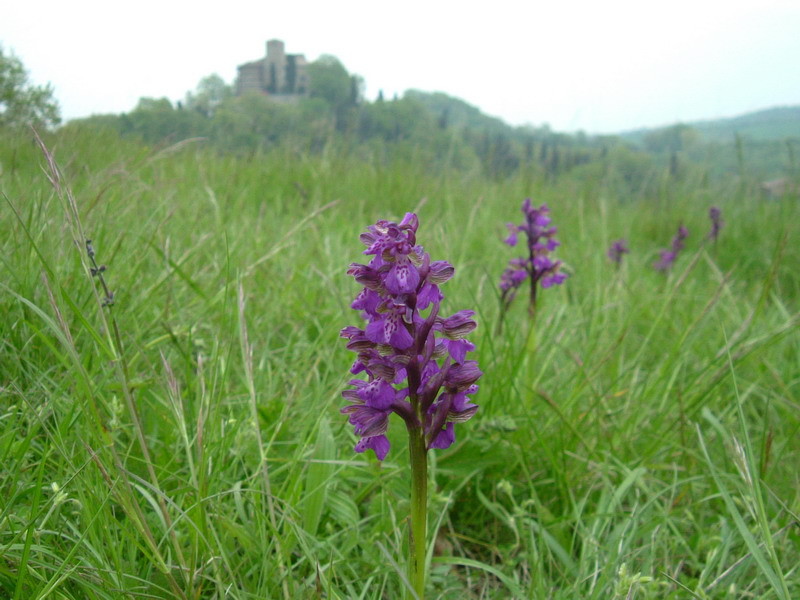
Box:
<box><xmin>432</xmin><ymin>556</ymin><xmax>524</xmax><ymax>597</ymax></box>
<box><xmin>303</xmin><ymin>418</ymin><xmax>336</xmax><ymax>535</ymax></box>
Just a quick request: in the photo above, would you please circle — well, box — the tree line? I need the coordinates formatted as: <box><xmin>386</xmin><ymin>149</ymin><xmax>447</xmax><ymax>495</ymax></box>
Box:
<box><xmin>4</xmin><ymin>46</ymin><xmax>791</xmax><ymax>185</ymax></box>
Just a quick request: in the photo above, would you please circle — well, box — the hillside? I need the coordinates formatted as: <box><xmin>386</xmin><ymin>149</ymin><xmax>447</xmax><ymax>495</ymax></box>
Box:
<box><xmin>404</xmin><ymin>90</ymin><xmax>515</xmax><ymax>135</ymax></box>
<box><xmin>66</xmin><ymin>49</ymin><xmax>798</xmax><ymax>183</ymax></box>
<box><xmin>693</xmin><ymin>106</ymin><xmax>800</xmax><ymax>142</ymax></box>
<box><xmin>621</xmin><ymin>105</ymin><xmax>800</xmax><ymax>144</ymax></box>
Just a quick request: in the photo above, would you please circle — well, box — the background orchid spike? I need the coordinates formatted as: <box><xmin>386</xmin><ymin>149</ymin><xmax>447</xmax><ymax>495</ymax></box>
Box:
<box><xmin>608</xmin><ymin>239</ymin><xmax>629</xmax><ymax>265</ymax></box>
<box><xmin>654</xmin><ymin>223</ymin><xmax>688</xmax><ymax>271</ymax></box>
<box><xmin>708</xmin><ymin>206</ymin><xmax>723</xmax><ymax>241</ymax></box>
<box><xmin>500</xmin><ymin>199</ymin><xmax>567</xmax><ymax>316</ymax></box>
<box><xmin>341</xmin><ymin>213</ymin><xmax>480</xmax><ymax>460</ymax></box>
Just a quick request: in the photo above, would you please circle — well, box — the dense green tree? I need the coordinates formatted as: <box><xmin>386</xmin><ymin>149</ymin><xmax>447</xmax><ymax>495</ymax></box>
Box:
<box><xmin>358</xmin><ymin>96</ymin><xmax>436</xmax><ymax>142</ymax></box>
<box><xmin>184</xmin><ymin>74</ymin><xmax>233</xmax><ymax>117</ymax></box>
<box><xmin>122</xmin><ymin>97</ymin><xmax>206</xmax><ymax>142</ymax></box>
<box><xmin>349</xmin><ymin>75</ymin><xmax>364</xmax><ymax>106</ymax></box>
<box><xmin>210</xmin><ymin>92</ymin><xmax>323</xmax><ymax>151</ymax></box>
<box><xmin>0</xmin><ymin>46</ymin><xmax>60</xmax><ymax>129</ymax></box>
<box><xmin>306</xmin><ymin>55</ymin><xmax>365</xmax><ymax>132</ymax></box>
<box><xmin>66</xmin><ymin>51</ymin><xmax>782</xmax><ymax>183</ymax></box>
<box><xmin>307</xmin><ymin>55</ymin><xmax>352</xmax><ymax>110</ymax></box>
<box><xmin>644</xmin><ymin>124</ymin><xmax>699</xmax><ymax>154</ymax></box>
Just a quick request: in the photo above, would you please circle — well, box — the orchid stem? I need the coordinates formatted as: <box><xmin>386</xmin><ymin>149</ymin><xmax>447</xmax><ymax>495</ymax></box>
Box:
<box><xmin>407</xmin><ymin>425</ymin><xmax>427</xmax><ymax>600</ymax></box>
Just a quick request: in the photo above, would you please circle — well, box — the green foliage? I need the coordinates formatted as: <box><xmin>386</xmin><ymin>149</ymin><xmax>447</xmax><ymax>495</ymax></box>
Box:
<box><xmin>643</xmin><ymin>124</ymin><xmax>701</xmax><ymax>154</ymax></box>
<box><xmin>307</xmin><ymin>54</ymin><xmax>356</xmax><ymax>109</ymax></box>
<box><xmin>1</xmin><ymin>126</ymin><xmax>798</xmax><ymax>598</ymax></box>
<box><xmin>625</xmin><ymin>108</ymin><xmax>800</xmax><ymax>179</ymax></box>
<box><xmin>693</xmin><ymin>106</ymin><xmax>800</xmax><ymax>143</ymax></box>
<box><xmin>125</xmin><ymin>96</ymin><xmax>207</xmax><ymax>141</ymax></box>
<box><xmin>0</xmin><ymin>46</ymin><xmax>60</xmax><ymax>130</ymax></box>
<box><xmin>623</xmin><ymin>107</ymin><xmax>800</xmax><ymax>146</ymax></box>
<box><xmin>358</xmin><ymin>95</ymin><xmax>434</xmax><ymax>141</ymax></box>
<box><xmin>211</xmin><ymin>92</ymin><xmax>300</xmax><ymax>148</ymax></box>
<box><xmin>405</xmin><ymin>90</ymin><xmax>511</xmax><ymax>136</ymax></box>
<box><xmin>63</xmin><ymin>52</ymin><xmax>799</xmax><ymax>187</ymax></box>
<box><xmin>184</xmin><ymin>73</ymin><xmax>233</xmax><ymax>117</ymax></box>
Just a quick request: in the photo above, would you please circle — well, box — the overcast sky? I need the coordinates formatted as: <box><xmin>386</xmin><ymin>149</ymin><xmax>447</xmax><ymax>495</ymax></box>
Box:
<box><xmin>4</xmin><ymin>0</ymin><xmax>799</xmax><ymax>133</ymax></box>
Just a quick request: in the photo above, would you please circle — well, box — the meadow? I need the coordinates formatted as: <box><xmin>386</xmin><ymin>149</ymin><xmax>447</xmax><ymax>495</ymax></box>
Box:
<box><xmin>1</xmin><ymin>125</ymin><xmax>798</xmax><ymax>599</ymax></box>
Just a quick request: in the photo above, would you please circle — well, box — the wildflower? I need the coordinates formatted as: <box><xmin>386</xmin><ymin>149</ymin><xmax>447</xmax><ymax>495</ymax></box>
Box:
<box><xmin>341</xmin><ymin>213</ymin><xmax>480</xmax><ymax>460</ymax></box>
<box><xmin>342</xmin><ymin>213</ymin><xmax>481</xmax><ymax>598</ymax></box>
<box><xmin>654</xmin><ymin>224</ymin><xmax>688</xmax><ymax>271</ymax></box>
<box><xmin>607</xmin><ymin>239</ymin><xmax>629</xmax><ymax>265</ymax></box>
<box><xmin>500</xmin><ymin>199</ymin><xmax>567</xmax><ymax>316</ymax></box>
<box><xmin>499</xmin><ymin>258</ymin><xmax>527</xmax><ymax>299</ymax></box>
<box><xmin>708</xmin><ymin>206</ymin><xmax>723</xmax><ymax>241</ymax></box>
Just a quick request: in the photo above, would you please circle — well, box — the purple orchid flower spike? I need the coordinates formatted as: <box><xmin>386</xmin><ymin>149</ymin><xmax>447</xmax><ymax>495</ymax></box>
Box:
<box><xmin>341</xmin><ymin>213</ymin><xmax>480</xmax><ymax>459</ymax></box>
<box><xmin>707</xmin><ymin>206</ymin><xmax>723</xmax><ymax>242</ymax></box>
<box><xmin>655</xmin><ymin>223</ymin><xmax>688</xmax><ymax>272</ymax></box>
<box><xmin>654</xmin><ymin>250</ymin><xmax>677</xmax><ymax>272</ymax></box>
<box><xmin>608</xmin><ymin>239</ymin><xmax>629</xmax><ymax>266</ymax></box>
<box><xmin>499</xmin><ymin>199</ymin><xmax>567</xmax><ymax>319</ymax></box>
<box><xmin>341</xmin><ymin>213</ymin><xmax>481</xmax><ymax>598</ymax></box>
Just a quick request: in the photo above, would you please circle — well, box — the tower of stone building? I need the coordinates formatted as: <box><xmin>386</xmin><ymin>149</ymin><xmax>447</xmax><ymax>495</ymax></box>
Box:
<box><xmin>235</xmin><ymin>39</ymin><xmax>309</xmax><ymax>100</ymax></box>
<box><xmin>267</xmin><ymin>39</ymin><xmax>285</xmax><ymax>60</ymax></box>
<box><xmin>265</xmin><ymin>39</ymin><xmax>286</xmax><ymax>93</ymax></box>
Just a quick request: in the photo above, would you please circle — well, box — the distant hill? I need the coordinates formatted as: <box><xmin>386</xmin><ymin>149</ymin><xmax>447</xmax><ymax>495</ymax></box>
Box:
<box><xmin>403</xmin><ymin>89</ymin><xmax>581</xmax><ymax>146</ymax></box>
<box><xmin>621</xmin><ymin>105</ymin><xmax>800</xmax><ymax>145</ymax></box>
<box><xmin>404</xmin><ymin>90</ymin><xmax>513</xmax><ymax>136</ymax></box>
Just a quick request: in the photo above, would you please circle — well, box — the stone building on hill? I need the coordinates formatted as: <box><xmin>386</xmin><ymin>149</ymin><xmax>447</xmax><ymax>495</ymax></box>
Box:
<box><xmin>236</xmin><ymin>40</ymin><xmax>309</xmax><ymax>101</ymax></box>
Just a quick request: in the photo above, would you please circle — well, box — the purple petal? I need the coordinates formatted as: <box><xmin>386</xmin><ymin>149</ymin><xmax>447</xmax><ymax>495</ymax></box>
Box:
<box><xmin>343</xmin><ymin>405</ymin><xmax>389</xmax><ymax>437</ymax></box>
<box><xmin>428</xmin><ymin>261</ymin><xmax>454</xmax><ymax>285</ymax></box>
<box><xmin>541</xmin><ymin>272</ymin><xmax>567</xmax><ymax>288</ymax></box>
<box><xmin>357</xmin><ymin>379</ymin><xmax>395</xmax><ymax>409</ymax></box>
<box><xmin>504</xmin><ymin>223</ymin><xmax>519</xmax><ymax>246</ymax></box>
<box><xmin>438</xmin><ymin>310</ymin><xmax>477</xmax><ymax>340</ymax></box>
<box><xmin>399</xmin><ymin>212</ymin><xmax>419</xmax><ymax>233</ymax></box>
<box><xmin>351</xmin><ymin>288</ymin><xmax>381</xmax><ymax>315</ymax></box>
<box><xmin>443</xmin><ymin>338</ymin><xmax>475</xmax><ymax>364</ymax></box>
<box><xmin>429</xmin><ymin>423</ymin><xmax>455</xmax><ymax>450</ymax></box>
<box><xmin>385</xmin><ymin>256</ymin><xmax>420</xmax><ymax>294</ymax></box>
<box><xmin>346</xmin><ymin>263</ymin><xmax>383</xmax><ymax>290</ymax></box>
<box><xmin>511</xmin><ymin>269</ymin><xmax>527</xmax><ymax>284</ymax></box>
<box><xmin>386</xmin><ymin>313</ymin><xmax>414</xmax><ymax>349</ymax></box>
<box><xmin>341</xmin><ymin>388</ymin><xmax>362</xmax><ymax>402</ymax></box>
<box><xmin>350</xmin><ymin>359</ymin><xmax>367</xmax><ymax>375</ymax></box>
<box><xmin>364</xmin><ymin>318</ymin><xmax>386</xmax><ymax>344</ymax></box>
<box><xmin>417</xmin><ymin>282</ymin><xmax>443</xmax><ymax>311</ymax></box>
<box><xmin>533</xmin><ymin>255</ymin><xmax>555</xmax><ymax>271</ymax></box>
<box><xmin>367</xmin><ymin>356</ymin><xmax>397</xmax><ymax>382</ymax></box>
<box><xmin>449</xmin><ymin>392</ymin><xmax>479</xmax><ymax>422</ymax></box>
<box><xmin>355</xmin><ymin>434</ymin><xmax>390</xmax><ymax>460</ymax></box>
<box><xmin>364</xmin><ymin>312</ymin><xmax>412</xmax><ymax>349</ymax></box>
<box><xmin>445</xmin><ymin>360</ymin><xmax>482</xmax><ymax>391</ymax></box>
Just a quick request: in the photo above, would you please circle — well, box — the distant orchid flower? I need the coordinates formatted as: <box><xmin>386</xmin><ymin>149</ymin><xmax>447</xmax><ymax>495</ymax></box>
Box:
<box><xmin>607</xmin><ymin>239</ymin><xmax>629</xmax><ymax>266</ymax></box>
<box><xmin>341</xmin><ymin>213</ymin><xmax>480</xmax><ymax>599</ymax></box>
<box><xmin>707</xmin><ymin>206</ymin><xmax>723</xmax><ymax>241</ymax></box>
<box><xmin>654</xmin><ymin>224</ymin><xmax>688</xmax><ymax>271</ymax></box>
<box><xmin>500</xmin><ymin>199</ymin><xmax>567</xmax><ymax>318</ymax></box>
<box><xmin>499</xmin><ymin>258</ymin><xmax>527</xmax><ymax>305</ymax></box>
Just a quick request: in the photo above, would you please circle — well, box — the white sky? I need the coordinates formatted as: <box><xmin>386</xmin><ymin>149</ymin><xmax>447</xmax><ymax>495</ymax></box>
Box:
<box><xmin>3</xmin><ymin>0</ymin><xmax>800</xmax><ymax>133</ymax></box>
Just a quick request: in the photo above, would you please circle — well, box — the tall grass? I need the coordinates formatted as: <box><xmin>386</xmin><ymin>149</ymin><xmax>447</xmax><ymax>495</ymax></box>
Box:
<box><xmin>1</xmin><ymin>125</ymin><xmax>798</xmax><ymax>599</ymax></box>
